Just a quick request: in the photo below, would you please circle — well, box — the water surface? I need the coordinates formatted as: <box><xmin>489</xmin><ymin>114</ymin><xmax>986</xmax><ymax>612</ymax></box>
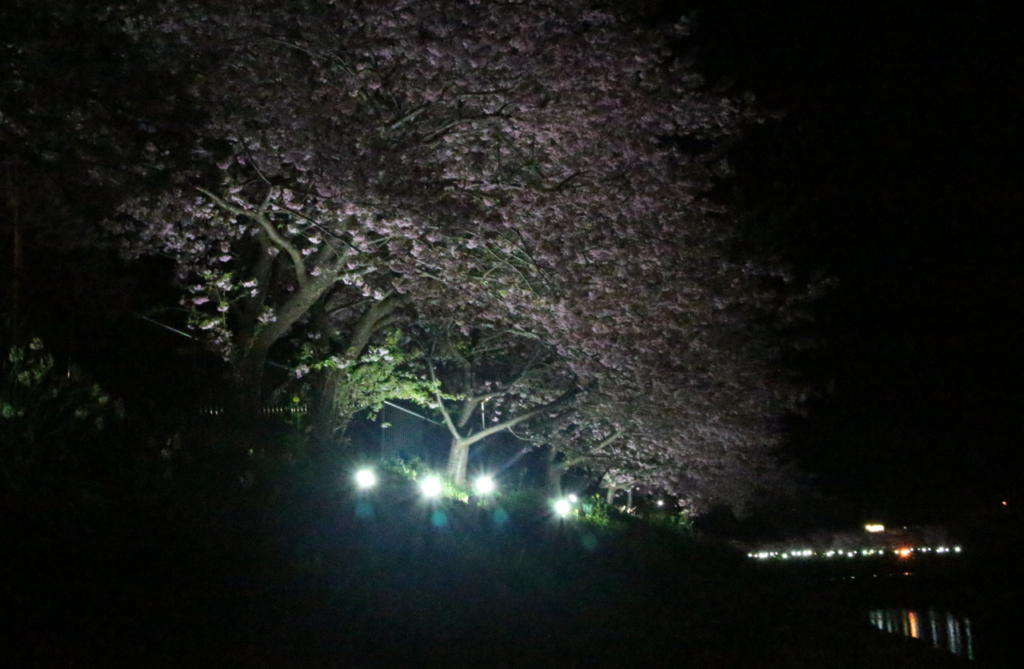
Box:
<box><xmin>869</xmin><ymin>608</ymin><xmax>974</xmax><ymax>660</ymax></box>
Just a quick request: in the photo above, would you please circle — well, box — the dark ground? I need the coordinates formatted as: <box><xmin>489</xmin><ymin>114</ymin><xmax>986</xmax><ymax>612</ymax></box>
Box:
<box><xmin>2</xmin><ymin>461</ymin><xmax>1008</xmax><ymax>669</ymax></box>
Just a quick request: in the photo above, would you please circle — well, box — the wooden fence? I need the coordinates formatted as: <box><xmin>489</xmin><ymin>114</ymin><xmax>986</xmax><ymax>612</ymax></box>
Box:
<box><xmin>197</xmin><ymin>405</ymin><xmax>308</xmax><ymax>417</ymax></box>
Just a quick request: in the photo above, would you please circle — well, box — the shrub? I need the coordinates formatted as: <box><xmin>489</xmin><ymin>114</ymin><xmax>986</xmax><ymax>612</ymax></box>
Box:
<box><xmin>649</xmin><ymin>508</ymin><xmax>694</xmax><ymax>535</ymax></box>
<box><xmin>1</xmin><ymin>337</ymin><xmax>122</xmax><ymax>503</ymax></box>
<box><xmin>581</xmin><ymin>494</ymin><xmax>612</xmax><ymax>527</ymax></box>
<box><xmin>380</xmin><ymin>456</ymin><xmax>428</xmax><ymax>482</ymax></box>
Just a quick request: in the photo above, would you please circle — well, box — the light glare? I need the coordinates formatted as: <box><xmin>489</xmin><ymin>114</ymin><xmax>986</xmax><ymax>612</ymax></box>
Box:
<box><xmin>554</xmin><ymin>499</ymin><xmax>572</xmax><ymax>517</ymax></box>
<box><xmin>474</xmin><ymin>476</ymin><xmax>496</xmax><ymax>495</ymax></box>
<box><xmin>355</xmin><ymin>468</ymin><xmax>377</xmax><ymax>489</ymax></box>
<box><xmin>420</xmin><ymin>476</ymin><xmax>443</xmax><ymax>498</ymax></box>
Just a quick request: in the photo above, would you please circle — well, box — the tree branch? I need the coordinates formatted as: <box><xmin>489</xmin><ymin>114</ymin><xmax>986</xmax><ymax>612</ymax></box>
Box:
<box><xmin>429</xmin><ymin>360</ymin><xmax>463</xmax><ymax>442</ymax></box>
<box><xmin>197</xmin><ymin>186</ymin><xmax>309</xmax><ymax>288</ymax></box>
<box><xmin>385</xmin><ymin>102</ymin><xmax>431</xmax><ymax>131</ymax></box>
<box><xmin>566</xmin><ymin>430</ymin><xmax>624</xmax><ymax>466</ymax></box>
<box><xmin>459</xmin><ymin>384</ymin><xmax>584</xmax><ymax>449</ymax></box>
<box><xmin>249</xmin><ymin>272</ymin><xmax>336</xmax><ymax>355</ymax></box>
<box><xmin>343</xmin><ymin>290</ymin><xmax>402</xmax><ymax>359</ymax></box>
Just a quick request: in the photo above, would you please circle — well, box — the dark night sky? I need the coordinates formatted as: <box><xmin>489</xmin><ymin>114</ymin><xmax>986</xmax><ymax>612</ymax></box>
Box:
<box><xmin>680</xmin><ymin>1</ymin><xmax>1024</xmax><ymax>522</ymax></box>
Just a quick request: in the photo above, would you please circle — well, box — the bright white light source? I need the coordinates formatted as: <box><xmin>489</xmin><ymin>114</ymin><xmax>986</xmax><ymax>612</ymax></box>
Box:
<box><xmin>865</xmin><ymin>523</ymin><xmax>885</xmax><ymax>533</ymax></box>
<box><xmin>355</xmin><ymin>468</ymin><xmax>377</xmax><ymax>489</ymax></box>
<box><xmin>474</xmin><ymin>476</ymin><xmax>496</xmax><ymax>495</ymax></box>
<box><xmin>554</xmin><ymin>499</ymin><xmax>572</xmax><ymax>517</ymax></box>
<box><xmin>568</xmin><ymin>494</ymin><xmax>578</xmax><ymax>503</ymax></box>
<box><xmin>420</xmin><ymin>476</ymin><xmax>443</xmax><ymax>498</ymax></box>
<box><xmin>656</xmin><ymin>500</ymin><xmax>665</xmax><ymax>507</ymax></box>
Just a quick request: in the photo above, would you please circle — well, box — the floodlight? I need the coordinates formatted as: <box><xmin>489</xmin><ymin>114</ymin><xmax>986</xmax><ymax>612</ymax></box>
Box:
<box><xmin>420</xmin><ymin>475</ymin><xmax>443</xmax><ymax>498</ymax></box>
<box><xmin>568</xmin><ymin>494</ymin><xmax>578</xmax><ymax>503</ymax></box>
<box><xmin>474</xmin><ymin>476</ymin><xmax>496</xmax><ymax>495</ymax></box>
<box><xmin>355</xmin><ymin>468</ymin><xmax>377</xmax><ymax>490</ymax></box>
<box><xmin>554</xmin><ymin>499</ymin><xmax>572</xmax><ymax>517</ymax></box>
<box><xmin>656</xmin><ymin>500</ymin><xmax>664</xmax><ymax>507</ymax></box>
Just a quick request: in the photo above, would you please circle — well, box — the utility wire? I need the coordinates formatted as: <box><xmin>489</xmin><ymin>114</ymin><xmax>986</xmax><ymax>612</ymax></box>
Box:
<box><xmin>131</xmin><ymin>312</ymin><xmax>290</xmax><ymax>370</ymax></box>
<box><xmin>382</xmin><ymin>400</ymin><xmax>443</xmax><ymax>425</ymax></box>
<box><xmin>132</xmin><ymin>312</ymin><xmax>195</xmax><ymax>340</ymax></box>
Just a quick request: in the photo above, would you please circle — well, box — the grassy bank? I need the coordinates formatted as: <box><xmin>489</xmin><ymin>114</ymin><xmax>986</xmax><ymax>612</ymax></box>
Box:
<box><xmin>1</xmin><ymin>462</ymin><xmax>982</xmax><ymax>668</ymax></box>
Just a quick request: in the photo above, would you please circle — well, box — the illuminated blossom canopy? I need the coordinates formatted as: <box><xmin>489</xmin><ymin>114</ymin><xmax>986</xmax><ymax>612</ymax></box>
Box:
<box><xmin>99</xmin><ymin>0</ymin><xmax>797</xmax><ymax>502</ymax></box>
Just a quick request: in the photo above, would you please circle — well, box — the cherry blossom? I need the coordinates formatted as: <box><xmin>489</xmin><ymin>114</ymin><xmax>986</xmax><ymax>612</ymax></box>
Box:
<box><xmin>98</xmin><ymin>0</ymin><xmax>795</xmax><ymax>499</ymax></box>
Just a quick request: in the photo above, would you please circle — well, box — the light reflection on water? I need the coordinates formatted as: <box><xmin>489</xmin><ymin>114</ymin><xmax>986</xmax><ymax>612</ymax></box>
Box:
<box><xmin>869</xmin><ymin>608</ymin><xmax>974</xmax><ymax>660</ymax></box>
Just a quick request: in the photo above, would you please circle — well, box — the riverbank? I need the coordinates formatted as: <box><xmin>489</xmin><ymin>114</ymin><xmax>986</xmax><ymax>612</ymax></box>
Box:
<box><xmin>1</xmin><ymin>471</ymin><xmax>992</xmax><ymax>668</ymax></box>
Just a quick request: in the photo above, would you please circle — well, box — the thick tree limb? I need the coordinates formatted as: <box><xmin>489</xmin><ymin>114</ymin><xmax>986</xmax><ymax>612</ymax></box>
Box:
<box><xmin>197</xmin><ymin>186</ymin><xmax>309</xmax><ymax>287</ymax></box>
<box><xmin>566</xmin><ymin>430</ymin><xmax>624</xmax><ymax>466</ymax></box>
<box><xmin>344</xmin><ymin>290</ymin><xmax>402</xmax><ymax>358</ymax></box>
<box><xmin>428</xmin><ymin>361</ymin><xmax>462</xmax><ymax>442</ymax></box>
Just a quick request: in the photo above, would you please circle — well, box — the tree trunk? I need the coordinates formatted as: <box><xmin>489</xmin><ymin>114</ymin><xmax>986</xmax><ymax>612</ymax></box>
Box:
<box><xmin>446</xmin><ymin>438</ymin><xmax>470</xmax><ymax>485</ymax></box>
<box><xmin>543</xmin><ymin>446</ymin><xmax>565</xmax><ymax>499</ymax></box>
<box><xmin>309</xmin><ymin>368</ymin><xmax>339</xmax><ymax>448</ymax></box>
<box><xmin>606</xmin><ymin>485</ymin><xmax>617</xmax><ymax>506</ymax></box>
<box><xmin>233</xmin><ymin>346</ymin><xmax>269</xmax><ymax>417</ymax></box>
<box><xmin>308</xmin><ymin>302</ymin><xmax>339</xmax><ymax>448</ymax></box>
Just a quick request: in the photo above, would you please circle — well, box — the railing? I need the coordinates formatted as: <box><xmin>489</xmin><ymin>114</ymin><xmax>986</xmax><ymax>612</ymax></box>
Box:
<box><xmin>197</xmin><ymin>405</ymin><xmax>308</xmax><ymax>417</ymax></box>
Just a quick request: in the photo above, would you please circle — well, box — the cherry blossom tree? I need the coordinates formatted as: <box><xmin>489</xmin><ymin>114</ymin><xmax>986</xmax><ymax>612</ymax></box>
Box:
<box><xmin>0</xmin><ymin>2</ymin><xmax>200</xmax><ymax>198</ymax></box>
<box><xmin>1</xmin><ymin>2</ymin><xmax>205</xmax><ymax>346</ymax></box>
<box><xmin>93</xmin><ymin>0</ymin><xmax>798</xmax><ymax>499</ymax></box>
<box><xmin>481</xmin><ymin>193</ymin><xmax>799</xmax><ymax>506</ymax></box>
<box><xmin>420</xmin><ymin>326</ymin><xmax>583</xmax><ymax>485</ymax></box>
<box><xmin>106</xmin><ymin>0</ymin><xmax>752</xmax><ymax>396</ymax></box>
